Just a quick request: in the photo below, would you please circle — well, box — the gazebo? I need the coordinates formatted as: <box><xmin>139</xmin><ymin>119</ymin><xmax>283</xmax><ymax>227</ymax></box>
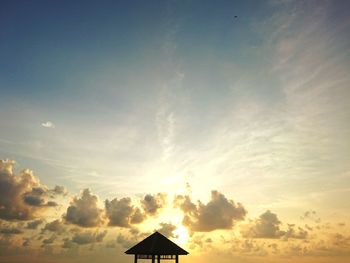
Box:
<box><xmin>125</xmin><ymin>231</ymin><xmax>189</xmax><ymax>263</ymax></box>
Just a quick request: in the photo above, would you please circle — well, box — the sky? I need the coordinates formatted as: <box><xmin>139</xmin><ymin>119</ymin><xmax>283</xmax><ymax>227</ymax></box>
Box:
<box><xmin>0</xmin><ymin>0</ymin><xmax>350</xmax><ymax>262</ymax></box>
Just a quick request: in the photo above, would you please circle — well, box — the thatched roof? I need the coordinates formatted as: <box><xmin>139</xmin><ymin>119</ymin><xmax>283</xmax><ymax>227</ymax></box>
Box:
<box><xmin>125</xmin><ymin>231</ymin><xmax>189</xmax><ymax>255</ymax></box>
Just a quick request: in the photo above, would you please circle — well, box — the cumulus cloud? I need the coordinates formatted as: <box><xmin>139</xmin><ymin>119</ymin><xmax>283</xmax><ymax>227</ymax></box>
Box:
<box><xmin>23</xmin><ymin>186</ymin><xmax>58</xmax><ymax>207</ymax></box>
<box><xmin>65</xmin><ymin>189</ymin><xmax>104</xmax><ymax>227</ymax></box>
<box><xmin>300</xmin><ymin>210</ymin><xmax>321</xmax><ymax>223</ymax></box>
<box><xmin>332</xmin><ymin>233</ymin><xmax>350</xmax><ymax>249</ymax></box>
<box><xmin>42</xmin><ymin>235</ymin><xmax>56</xmax><ymax>246</ymax></box>
<box><xmin>141</xmin><ymin>193</ymin><xmax>166</xmax><ymax>215</ymax></box>
<box><xmin>116</xmin><ymin>233</ymin><xmax>136</xmax><ymax>249</ymax></box>
<box><xmin>241</xmin><ymin>210</ymin><xmax>284</xmax><ymax>239</ymax></box>
<box><xmin>105</xmin><ymin>193</ymin><xmax>165</xmax><ymax>228</ymax></box>
<box><xmin>188</xmin><ymin>234</ymin><xmax>213</xmax><ymax>250</ymax></box>
<box><xmin>22</xmin><ymin>237</ymin><xmax>30</xmax><ymax>247</ymax></box>
<box><xmin>105</xmin><ymin>193</ymin><xmax>166</xmax><ymax>227</ymax></box>
<box><xmin>42</xmin><ymin>219</ymin><xmax>65</xmax><ymax>234</ymax></box>
<box><xmin>71</xmin><ymin>230</ymin><xmax>107</xmax><ymax>245</ymax></box>
<box><xmin>175</xmin><ymin>190</ymin><xmax>246</xmax><ymax>232</ymax></box>
<box><xmin>105</xmin><ymin>197</ymin><xmax>145</xmax><ymax>227</ymax></box>
<box><xmin>26</xmin><ymin>219</ymin><xmax>43</xmax><ymax>229</ymax></box>
<box><xmin>0</xmin><ymin>227</ymin><xmax>23</xmax><ymax>235</ymax></box>
<box><xmin>116</xmin><ymin>228</ymin><xmax>149</xmax><ymax>249</ymax></box>
<box><xmin>51</xmin><ymin>185</ymin><xmax>68</xmax><ymax>196</ymax></box>
<box><xmin>174</xmin><ymin>195</ymin><xmax>196</xmax><ymax>214</ymax></box>
<box><xmin>231</xmin><ymin>238</ymin><xmax>269</xmax><ymax>256</ymax></box>
<box><xmin>283</xmin><ymin>224</ymin><xmax>308</xmax><ymax>240</ymax></box>
<box><xmin>241</xmin><ymin>210</ymin><xmax>308</xmax><ymax>240</ymax></box>
<box><xmin>130</xmin><ymin>207</ymin><xmax>145</xmax><ymax>224</ymax></box>
<box><xmin>0</xmin><ymin>159</ymin><xmax>58</xmax><ymax>221</ymax></box>
<box><xmin>156</xmin><ymin>223</ymin><xmax>177</xmax><ymax>238</ymax></box>
<box><xmin>62</xmin><ymin>238</ymin><xmax>76</xmax><ymax>249</ymax></box>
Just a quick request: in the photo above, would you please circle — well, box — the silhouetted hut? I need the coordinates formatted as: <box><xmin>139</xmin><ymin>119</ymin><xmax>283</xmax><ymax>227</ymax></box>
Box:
<box><xmin>125</xmin><ymin>231</ymin><xmax>189</xmax><ymax>263</ymax></box>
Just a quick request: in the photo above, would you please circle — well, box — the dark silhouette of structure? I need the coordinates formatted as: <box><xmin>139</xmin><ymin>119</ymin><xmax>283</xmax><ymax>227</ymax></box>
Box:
<box><xmin>125</xmin><ymin>231</ymin><xmax>188</xmax><ymax>263</ymax></box>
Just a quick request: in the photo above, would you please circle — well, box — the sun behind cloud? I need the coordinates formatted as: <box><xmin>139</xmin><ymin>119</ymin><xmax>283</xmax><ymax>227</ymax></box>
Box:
<box><xmin>173</xmin><ymin>225</ymin><xmax>189</xmax><ymax>246</ymax></box>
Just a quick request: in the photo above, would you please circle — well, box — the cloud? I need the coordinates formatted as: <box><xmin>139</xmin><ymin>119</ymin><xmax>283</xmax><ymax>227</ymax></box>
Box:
<box><xmin>42</xmin><ymin>235</ymin><xmax>56</xmax><ymax>246</ymax></box>
<box><xmin>241</xmin><ymin>210</ymin><xmax>308</xmax><ymax>240</ymax></box>
<box><xmin>130</xmin><ymin>207</ymin><xmax>145</xmax><ymax>224</ymax></box>
<box><xmin>41</xmin><ymin>121</ymin><xmax>55</xmax><ymax>128</ymax></box>
<box><xmin>105</xmin><ymin>197</ymin><xmax>145</xmax><ymax>227</ymax></box>
<box><xmin>141</xmin><ymin>193</ymin><xmax>166</xmax><ymax>215</ymax></box>
<box><xmin>175</xmin><ymin>190</ymin><xmax>246</xmax><ymax>232</ymax></box>
<box><xmin>300</xmin><ymin>210</ymin><xmax>321</xmax><ymax>223</ymax></box>
<box><xmin>51</xmin><ymin>185</ymin><xmax>68</xmax><ymax>196</ymax></box>
<box><xmin>283</xmin><ymin>224</ymin><xmax>308</xmax><ymax>240</ymax></box>
<box><xmin>241</xmin><ymin>210</ymin><xmax>284</xmax><ymax>239</ymax></box>
<box><xmin>21</xmin><ymin>186</ymin><xmax>59</xmax><ymax>208</ymax></box>
<box><xmin>116</xmin><ymin>229</ymin><xmax>149</xmax><ymax>249</ymax></box>
<box><xmin>0</xmin><ymin>227</ymin><xmax>23</xmax><ymax>235</ymax></box>
<box><xmin>62</xmin><ymin>238</ymin><xmax>76</xmax><ymax>249</ymax></box>
<box><xmin>22</xmin><ymin>237</ymin><xmax>30</xmax><ymax>247</ymax></box>
<box><xmin>231</xmin><ymin>238</ymin><xmax>269</xmax><ymax>256</ymax></box>
<box><xmin>71</xmin><ymin>230</ymin><xmax>107</xmax><ymax>245</ymax></box>
<box><xmin>0</xmin><ymin>159</ymin><xmax>58</xmax><ymax>221</ymax></box>
<box><xmin>26</xmin><ymin>219</ymin><xmax>43</xmax><ymax>229</ymax></box>
<box><xmin>116</xmin><ymin>233</ymin><xmax>136</xmax><ymax>249</ymax></box>
<box><xmin>156</xmin><ymin>222</ymin><xmax>177</xmax><ymax>238</ymax></box>
<box><xmin>332</xmin><ymin>233</ymin><xmax>350</xmax><ymax>249</ymax></box>
<box><xmin>42</xmin><ymin>219</ymin><xmax>65</xmax><ymax>234</ymax></box>
<box><xmin>174</xmin><ymin>195</ymin><xmax>196</xmax><ymax>214</ymax></box>
<box><xmin>188</xmin><ymin>234</ymin><xmax>213</xmax><ymax>250</ymax></box>
<box><xmin>65</xmin><ymin>189</ymin><xmax>104</xmax><ymax>227</ymax></box>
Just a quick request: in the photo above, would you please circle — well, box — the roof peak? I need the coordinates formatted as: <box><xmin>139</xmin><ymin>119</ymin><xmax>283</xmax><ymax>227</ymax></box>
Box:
<box><xmin>125</xmin><ymin>231</ymin><xmax>189</xmax><ymax>255</ymax></box>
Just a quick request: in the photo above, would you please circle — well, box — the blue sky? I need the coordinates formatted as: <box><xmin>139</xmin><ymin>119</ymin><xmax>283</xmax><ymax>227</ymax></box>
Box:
<box><xmin>0</xmin><ymin>1</ymin><xmax>350</xmax><ymax>263</ymax></box>
<box><xmin>1</xmin><ymin>0</ymin><xmax>349</xmax><ymax>203</ymax></box>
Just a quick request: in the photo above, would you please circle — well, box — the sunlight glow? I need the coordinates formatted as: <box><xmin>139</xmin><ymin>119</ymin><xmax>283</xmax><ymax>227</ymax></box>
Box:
<box><xmin>173</xmin><ymin>225</ymin><xmax>189</xmax><ymax>246</ymax></box>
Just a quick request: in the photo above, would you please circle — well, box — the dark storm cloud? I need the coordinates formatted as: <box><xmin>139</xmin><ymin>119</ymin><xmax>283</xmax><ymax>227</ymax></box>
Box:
<box><xmin>141</xmin><ymin>193</ymin><xmax>166</xmax><ymax>215</ymax></box>
<box><xmin>0</xmin><ymin>160</ymin><xmax>59</xmax><ymax>221</ymax></box>
<box><xmin>175</xmin><ymin>190</ymin><xmax>246</xmax><ymax>232</ymax></box>
<box><xmin>105</xmin><ymin>197</ymin><xmax>146</xmax><ymax>227</ymax></box>
<box><xmin>65</xmin><ymin>189</ymin><xmax>104</xmax><ymax>227</ymax></box>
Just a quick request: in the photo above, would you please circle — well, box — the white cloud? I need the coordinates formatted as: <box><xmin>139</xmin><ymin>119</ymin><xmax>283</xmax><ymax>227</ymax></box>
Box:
<box><xmin>41</xmin><ymin>121</ymin><xmax>55</xmax><ymax>128</ymax></box>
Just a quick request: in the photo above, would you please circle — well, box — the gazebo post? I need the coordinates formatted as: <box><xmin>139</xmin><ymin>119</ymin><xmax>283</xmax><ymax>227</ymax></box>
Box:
<box><xmin>175</xmin><ymin>255</ymin><xmax>178</xmax><ymax>263</ymax></box>
<box><xmin>157</xmin><ymin>255</ymin><xmax>160</xmax><ymax>263</ymax></box>
<box><xmin>152</xmin><ymin>255</ymin><xmax>155</xmax><ymax>263</ymax></box>
<box><xmin>134</xmin><ymin>254</ymin><xmax>137</xmax><ymax>263</ymax></box>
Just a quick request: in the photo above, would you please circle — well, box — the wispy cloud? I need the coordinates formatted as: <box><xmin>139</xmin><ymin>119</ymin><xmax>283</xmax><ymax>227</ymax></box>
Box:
<box><xmin>41</xmin><ymin>121</ymin><xmax>55</xmax><ymax>129</ymax></box>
